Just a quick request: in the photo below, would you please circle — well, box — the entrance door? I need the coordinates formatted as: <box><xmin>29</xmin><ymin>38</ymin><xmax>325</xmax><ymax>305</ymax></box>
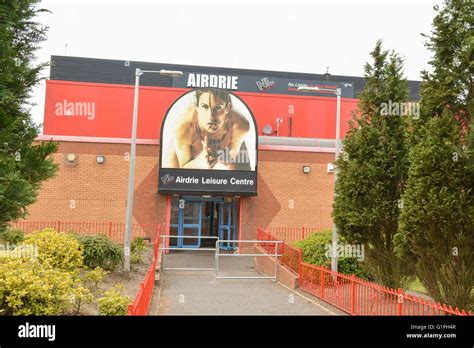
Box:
<box><xmin>218</xmin><ymin>200</ymin><xmax>237</xmax><ymax>250</ymax></box>
<box><xmin>170</xmin><ymin>196</ymin><xmax>202</xmax><ymax>248</ymax></box>
<box><xmin>169</xmin><ymin>195</ymin><xmax>238</xmax><ymax>249</ymax></box>
<box><xmin>181</xmin><ymin>199</ymin><xmax>202</xmax><ymax>248</ymax></box>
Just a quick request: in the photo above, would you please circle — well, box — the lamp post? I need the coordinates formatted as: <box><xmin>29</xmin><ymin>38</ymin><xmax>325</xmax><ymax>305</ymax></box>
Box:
<box><xmin>297</xmin><ymin>85</ymin><xmax>341</xmax><ymax>272</ymax></box>
<box><xmin>124</xmin><ymin>68</ymin><xmax>183</xmax><ymax>272</ymax></box>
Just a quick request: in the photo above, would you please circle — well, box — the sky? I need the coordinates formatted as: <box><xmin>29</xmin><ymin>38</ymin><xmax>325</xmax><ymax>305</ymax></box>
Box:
<box><xmin>30</xmin><ymin>0</ymin><xmax>442</xmax><ymax>129</ymax></box>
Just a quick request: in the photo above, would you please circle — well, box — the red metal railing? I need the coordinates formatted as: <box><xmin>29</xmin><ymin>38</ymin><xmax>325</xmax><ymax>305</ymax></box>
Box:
<box><xmin>9</xmin><ymin>220</ymin><xmax>162</xmax><ymax>243</ymax></box>
<box><xmin>299</xmin><ymin>262</ymin><xmax>472</xmax><ymax>316</ymax></box>
<box><xmin>265</xmin><ymin>226</ymin><xmax>325</xmax><ymax>243</ymax></box>
<box><xmin>256</xmin><ymin>227</ymin><xmax>281</xmax><ymax>254</ymax></box>
<box><xmin>260</xmin><ymin>226</ymin><xmax>472</xmax><ymax>316</ymax></box>
<box><xmin>128</xmin><ymin>226</ymin><xmax>161</xmax><ymax>316</ymax></box>
<box><xmin>281</xmin><ymin>243</ymin><xmax>303</xmax><ymax>276</ymax></box>
<box><xmin>257</xmin><ymin>227</ymin><xmax>302</xmax><ymax>274</ymax></box>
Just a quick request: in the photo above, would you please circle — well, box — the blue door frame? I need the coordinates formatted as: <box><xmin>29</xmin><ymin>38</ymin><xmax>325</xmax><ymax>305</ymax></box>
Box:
<box><xmin>218</xmin><ymin>201</ymin><xmax>237</xmax><ymax>250</ymax></box>
<box><xmin>170</xmin><ymin>196</ymin><xmax>236</xmax><ymax>250</ymax></box>
<box><xmin>170</xmin><ymin>197</ymin><xmax>203</xmax><ymax>248</ymax></box>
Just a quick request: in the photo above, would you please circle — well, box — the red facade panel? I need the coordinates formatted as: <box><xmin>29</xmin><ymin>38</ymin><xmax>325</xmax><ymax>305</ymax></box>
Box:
<box><xmin>43</xmin><ymin>80</ymin><xmax>359</xmax><ymax>140</ymax></box>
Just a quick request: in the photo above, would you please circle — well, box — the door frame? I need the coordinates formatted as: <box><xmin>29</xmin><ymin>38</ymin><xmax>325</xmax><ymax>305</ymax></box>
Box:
<box><xmin>169</xmin><ymin>196</ymin><xmax>203</xmax><ymax>249</ymax></box>
<box><xmin>179</xmin><ymin>199</ymin><xmax>202</xmax><ymax>248</ymax></box>
<box><xmin>217</xmin><ymin>200</ymin><xmax>237</xmax><ymax>250</ymax></box>
<box><xmin>165</xmin><ymin>195</ymin><xmax>241</xmax><ymax>250</ymax></box>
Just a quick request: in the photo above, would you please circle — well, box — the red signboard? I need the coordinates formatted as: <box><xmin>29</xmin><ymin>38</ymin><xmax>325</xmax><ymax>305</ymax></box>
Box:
<box><xmin>43</xmin><ymin>80</ymin><xmax>359</xmax><ymax>140</ymax></box>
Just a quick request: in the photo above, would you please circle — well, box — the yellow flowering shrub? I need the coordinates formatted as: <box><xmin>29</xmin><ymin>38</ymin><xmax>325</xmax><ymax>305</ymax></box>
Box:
<box><xmin>0</xmin><ymin>258</ymin><xmax>76</xmax><ymax>315</ymax></box>
<box><xmin>97</xmin><ymin>284</ymin><xmax>130</xmax><ymax>316</ymax></box>
<box><xmin>24</xmin><ymin>228</ymin><xmax>83</xmax><ymax>271</ymax></box>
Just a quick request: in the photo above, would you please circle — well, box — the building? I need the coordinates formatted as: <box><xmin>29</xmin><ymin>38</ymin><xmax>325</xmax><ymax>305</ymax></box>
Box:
<box><xmin>26</xmin><ymin>56</ymin><xmax>420</xmax><ymax>247</ymax></box>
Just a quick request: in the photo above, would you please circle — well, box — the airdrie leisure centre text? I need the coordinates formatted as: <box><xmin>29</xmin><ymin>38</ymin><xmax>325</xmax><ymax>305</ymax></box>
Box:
<box><xmin>175</xmin><ymin>176</ymin><xmax>254</xmax><ymax>186</ymax></box>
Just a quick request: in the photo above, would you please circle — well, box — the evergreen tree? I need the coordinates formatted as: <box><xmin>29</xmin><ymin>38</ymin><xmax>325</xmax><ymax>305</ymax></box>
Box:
<box><xmin>399</xmin><ymin>0</ymin><xmax>473</xmax><ymax>310</ymax></box>
<box><xmin>333</xmin><ymin>41</ymin><xmax>412</xmax><ymax>288</ymax></box>
<box><xmin>0</xmin><ymin>0</ymin><xmax>57</xmax><ymax>232</ymax></box>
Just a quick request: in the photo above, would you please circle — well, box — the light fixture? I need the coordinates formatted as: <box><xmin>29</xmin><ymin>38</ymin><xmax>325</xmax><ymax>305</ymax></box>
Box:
<box><xmin>66</xmin><ymin>153</ymin><xmax>76</xmax><ymax>162</ymax></box>
<box><xmin>159</xmin><ymin>69</ymin><xmax>183</xmax><ymax>77</ymax></box>
<box><xmin>327</xmin><ymin>163</ymin><xmax>335</xmax><ymax>173</ymax></box>
<box><xmin>303</xmin><ymin>165</ymin><xmax>311</xmax><ymax>174</ymax></box>
<box><xmin>262</xmin><ymin>124</ymin><xmax>273</xmax><ymax>135</ymax></box>
<box><xmin>96</xmin><ymin>155</ymin><xmax>105</xmax><ymax>164</ymax></box>
<box><xmin>64</xmin><ymin>153</ymin><xmax>78</xmax><ymax>166</ymax></box>
<box><xmin>297</xmin><ymin>86</ymin><xmax>320</xmax><ymax>92</ymax></box>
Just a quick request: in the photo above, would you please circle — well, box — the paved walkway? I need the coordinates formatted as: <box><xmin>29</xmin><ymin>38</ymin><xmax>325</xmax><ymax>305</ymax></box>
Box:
<box><xmin>153</xmin><ymin>250</ymin><xmax>343</xmax><ymax>315</ymax></box>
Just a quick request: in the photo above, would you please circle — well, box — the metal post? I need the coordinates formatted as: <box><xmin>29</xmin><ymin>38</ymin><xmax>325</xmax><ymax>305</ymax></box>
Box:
<box><xmin>331</xmin><ymin>88</ymin><xmax>341</xmax><ymax>273</ymax></box>
<box><xmin>274</xmin><ymin>241</ymin><xmax>278</xmax><ymax>282</ymax></box>
<box><xmin>215</xmin><ymin>239</ymin><xmax>219</xmax><ymax>278</ymax></box>
<box><xmin>397</xmin><ymin>288</ymin><xmax>404</xmax><ymax>316</ymax></box>
<box><xmin>124</xmin><ymin>68</ymin><xmax>142</xmax><ymax>271</ymax></box>
<box><xmin>160</xmin><ymin>242</ymin><xmax>164</xmax><ymax>275</ymax></box>
<box><xmin>350</xmin><ymin>274</ymin><xmax>356</xmax><ymax>315</ymax></box>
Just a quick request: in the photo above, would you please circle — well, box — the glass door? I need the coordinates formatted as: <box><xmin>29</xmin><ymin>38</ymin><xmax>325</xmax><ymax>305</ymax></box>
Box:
<box><xmin>181</xmin><ymin>199</ymin><xmax>202</xmax><ymax>248</ymax></box>
<box><xmin>170</xmin><ymin>196</ymin><xmax>203</xmax><ymax>248</ymax></box>
<box><xmin>218</xmin><ymin>199</ymin><xmax>236</xmax><ymax>250</ymax></box>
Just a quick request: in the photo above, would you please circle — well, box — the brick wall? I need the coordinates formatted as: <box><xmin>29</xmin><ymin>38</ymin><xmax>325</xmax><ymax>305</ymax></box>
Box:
<box><xmin>23</xmin><ymin>141</ymin><xmax>334</xmax><ymax>239</ymax></box>
<box><xmin>242</xmin><ymin>151</ymin><xmax>335</xmax><ymax>240</ymax></box>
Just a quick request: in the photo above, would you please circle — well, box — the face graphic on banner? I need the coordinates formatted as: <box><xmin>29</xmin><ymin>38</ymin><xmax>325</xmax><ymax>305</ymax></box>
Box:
<box><xmin>162</xmin><ymin>88</ymin><xmax>256</xmax><ymax>171</ymax></box>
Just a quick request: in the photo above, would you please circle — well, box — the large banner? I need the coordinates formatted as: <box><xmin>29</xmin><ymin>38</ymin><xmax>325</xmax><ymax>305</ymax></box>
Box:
<box><xmin>172</xmin><ymin>72</ymin><xmax>355</xmax><ymax>98</ymax></box>
<box><xmin>158</xmin><ymin>89</ymin><xmax>258</xmax><ymax>195</ymax></box>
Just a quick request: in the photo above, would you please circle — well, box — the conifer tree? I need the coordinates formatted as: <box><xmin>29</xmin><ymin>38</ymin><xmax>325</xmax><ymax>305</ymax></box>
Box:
<box><xmin>399</xmin><ymin>0</ymin><xmax>473</xmax><ymax>309</ymax></box>
<box><xmin>333</xmin><ymin>41</ymin><xmax>411</xmax><ymax>288</ymax></box>
<box><xmin>0</xmin><ymin>0</ymin><xmax>57</xmax><ymax>232</ymax></box>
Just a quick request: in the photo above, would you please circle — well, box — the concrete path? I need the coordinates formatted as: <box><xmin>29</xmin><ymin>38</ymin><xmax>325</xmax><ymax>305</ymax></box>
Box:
<box><xmin>153</xmin><ymin>250</ymin><xmax>343</xmax><ymax>315</ymax></box>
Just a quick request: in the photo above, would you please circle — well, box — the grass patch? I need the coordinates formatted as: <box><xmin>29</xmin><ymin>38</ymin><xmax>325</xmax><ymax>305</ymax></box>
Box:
<box><xmin>407</xmin><ymin>277</ymin><xmax>428</xmax><ymax>295</ymax></box>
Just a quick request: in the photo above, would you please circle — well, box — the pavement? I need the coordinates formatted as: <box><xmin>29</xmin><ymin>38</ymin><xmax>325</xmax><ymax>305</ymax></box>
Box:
<box><xmin>152</xmin><ymin>250</ymin><xmax>344</xmax><ymax>315</ymax></box>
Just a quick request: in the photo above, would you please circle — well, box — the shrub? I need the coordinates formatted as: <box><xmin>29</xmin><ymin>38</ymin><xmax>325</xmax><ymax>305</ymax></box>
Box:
<box><xmin>294</xmin><ymin>229</ymin><xmax>371</xmax><ymax>279</ymax></box>
<box><xmin>131</xmin><ymin>237</ymin><xmax>147</xmax><ymax>253</ymax></box>
<box><xmin>0</xmin><ymin>229</ymin><xmax>25</xmax><ymax>245</ymax></box>
<box><xmin>78</xmin><ymin>235</ymin><xmax>123</xmax><ymax>271</ymax></box>
<box><xmin>130</xmin><ymin>237</ymin><xmax>147</xmax><ymax>264</ymax></box>
<box><xmin>0</xmin><ymin>258</ymin><xmax>76</xmax><ymax>315</ymax></box>
<box><xmin>24</xmin><ymin>228</ymin><xmax>83</xmax><ymax>271</ymax></box>
<box><xmin>131</xmin><ymin>252</ymin><xmax>141</xmax><ymax>264</ymax></box>
<box><xmin>81</xmin><ymin>267</ymin><xmax>107</xmax><ymax>295</ymax></box>
<box><xmin>97</xmin><ymin>285</ymin><xmax>130</xmax><ymax>316</ymax></box>
<box><xmin>69</xmin><ymin>285</ymin><xmax>94</xmax><ymax>316</ymax></box>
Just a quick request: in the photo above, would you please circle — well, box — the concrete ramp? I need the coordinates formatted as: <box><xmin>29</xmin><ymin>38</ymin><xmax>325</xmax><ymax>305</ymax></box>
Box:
<box><xmin>154</xmin><ymin>250</ymin><xmax>339</xmax><ymax>315</ymax></box>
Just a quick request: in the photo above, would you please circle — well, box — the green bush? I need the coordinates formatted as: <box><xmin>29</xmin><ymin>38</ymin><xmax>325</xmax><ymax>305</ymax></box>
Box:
<box><xmin>130</xmin><ymin>252</ymin><xmax>141</xmax><ymax>264</ymax></box>
<box><xmin>0</xmin><ymin>258</ymin><xmax>77</xmax><ymax>315</ymax></box>
<box><xmin>131</xmin><ymin>237</ymin><xmax>147</xmax><ymax>253</ymax></box>
<box><xmin>24</xmin><ymin>228</ymin><xmax>83</xmax><ymax>271</ymax></box>
<box><xmin>78</xmin><ymin>235</ymin><xmax>123</xmax><ymax>271</ymax></box>
<box><xmin>0</xmin><ymin>229</ymin><xmax>25</xmax><ymax>245</ymax></box>
<box><xmin>69</xmin><ymin>267</ymin><xmax>107</xmax><ymax>315</ymax></box>
<box><xmin>81</xmin><ymin>267</ymin><xmax>107</xmax><ymax>295</ymax></box>
<box><xmin>97</xmin><ymin>285</ymin><xmax>130</xmax><ymax>316</ymax></box>
<box><xmin>294</xmin><ymin>229</ymin><xmax>371</xmax><ymax>279</ymax></box>
<box><xmin>130</xmin><ymin>237</ymin><xmax>147</xmax><ymax>264</ymax></box>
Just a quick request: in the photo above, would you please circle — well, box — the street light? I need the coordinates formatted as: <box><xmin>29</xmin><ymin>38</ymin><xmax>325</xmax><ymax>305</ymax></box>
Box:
<box><xmin>297</xmin><ymin>85</ymin><xmax>341</xmax><ymax>273</ymax></box>
<box><xmin>124</xmin><ymin>68</ymin><xmax>183</xmax><ymax>271</ymax></box>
